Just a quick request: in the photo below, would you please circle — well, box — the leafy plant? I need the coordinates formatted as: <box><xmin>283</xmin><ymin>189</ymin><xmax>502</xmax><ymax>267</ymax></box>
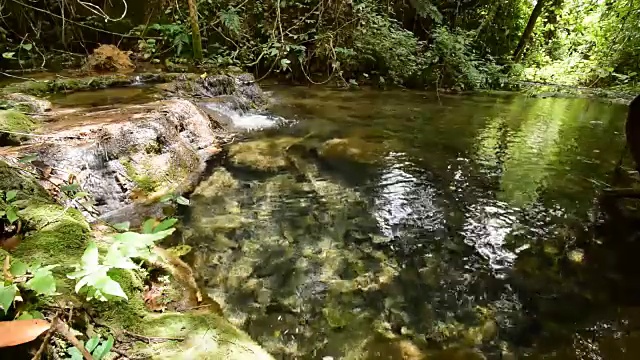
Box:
<box><xmin>1</xmin><ymin>259</ymin><xmax>58</xmax><ymax>315</ymax></box>
<box><xmin>66</xmin><ymin>335</ymin><xmax>113</xmax><ymax>360</ymax></box>
<box><xmin>68</xmin><ymin>219</ymin><xmax>177</xmax><ymax>302</ymax></box>
<box><xmin>159</xmin><ymin>193</ymin><xmax>190</xmax><ymax>206</ymax></box>
<box><xmin>149</xmin><ymin>23</ymin><xmax>192</xmax><ymax>57</ymax></box>
<box><xmin>0</xmin><ymin>189</ymin><xmax>20</xmax><ymax>225</ymax></box>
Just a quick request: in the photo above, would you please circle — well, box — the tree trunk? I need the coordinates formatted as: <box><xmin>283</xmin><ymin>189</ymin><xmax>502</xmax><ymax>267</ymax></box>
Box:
<box><xmin>476</xmin><ymin>2</ymin><xmax>499</xmax><ymax>38</ymax></box>
<box><xmin>513</xmin><ymin>0</ymin><xmax>547</xmax><ymax>62</ymax></box>
<box><xmin>187</xmin><ymin>0</ymin><xmax>203</xmax><ymax>61</ymax></box>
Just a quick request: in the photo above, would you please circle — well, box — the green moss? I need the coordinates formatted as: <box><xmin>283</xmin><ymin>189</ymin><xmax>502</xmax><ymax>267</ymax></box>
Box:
<box><xmin>134</xmin><ymin>312</ymin><xmax>274</xmax><ymax>360</ymax></box>
<box><xmin>145</xmin><ymin>141</ymin><xmax>163</xmax><ymax>155</ymax></box>
<box><xmin>0</xmin><ymin>162</ymin><xmax>50</xmax><ymax>201</ymax></box>
<box><xmin>323</xmin><ymin>306</ymin><xmax>350</xmax><ymax>328</ymax></box>
<box><xmin>92</xmin><ymin>268</ymin><xmax>148</xmax><ymax>332</ymax></box>
<box><xmin>15</xmin><ymin>205</ymin><xmax>90</xmax><ymax>266</ymax></box>
<box><xmin>0</xmin><ymin>162</ymin><xmax>88</xmax><ymax>266</ymax></box>
<box><xmin>122</xmin><ymin>158</ymin><xmax>162</xmax><ymax>193</ymax></box>
<box><xmin>0</xmin><ymin>110</ymin><xmax>39</xmax><ymax>144</ymax></box>
<box><xmin>0</xmin><ymin>73</ymin><xmax>199</xmax><ymax>96</ymax></box>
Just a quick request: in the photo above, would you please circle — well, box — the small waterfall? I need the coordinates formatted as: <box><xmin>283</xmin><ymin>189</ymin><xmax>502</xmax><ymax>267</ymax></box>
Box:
<box><xmin>202</xmin><ymin>102</ymin><xmax>289</xmax><ymax>131</ymax></box>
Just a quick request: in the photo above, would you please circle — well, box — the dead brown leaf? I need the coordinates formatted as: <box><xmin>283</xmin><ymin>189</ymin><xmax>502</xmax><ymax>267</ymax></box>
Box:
<box><xmin>143</xmin><ymin>283</ymin><xmax>167</xmax><ymax>312</ymax></box>
<box><xmin>0</xmin><ymin>319</ymin><xmax>51</xmax><ymax>348</ymax></box>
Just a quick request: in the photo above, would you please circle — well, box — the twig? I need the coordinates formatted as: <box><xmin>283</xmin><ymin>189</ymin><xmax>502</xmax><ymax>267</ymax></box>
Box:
<box><xmin>77</xmin><ymin>0</ymin><xmax>128</xmax><ymax>22</ymax></box>
<box><xmin>52</xmin><ymin>317</ymin><xmax>94</xmax><ymax>360</ymax></box>
<box><xmin>31</xmin><ymin>314</ymin><xmax>59</xmax><ymax>360</ymax></box>
<box><xmin>7</xmin><ymin>0</ymin><xmax>161</xmax><ymax>39</ymax></box>
<box><xmin>3</xmin><ymin>255</ymin><xmax>12</xmax><ymax>281</ymax></box>
<box><xmin>182</xmin><ymin>304</ymin><xmax>214</xmax><ymax>311</ymax></box>
<box><xmin>0</xmin><ymin>72</ymin><xmax>39</xmax><ymax>82</ymax></box>
<box><xmin>111</xmin><ymin>348</ymin><xmax>130</xmax><ymax>357</ymax></box>
<box><xmin>123</xmin><ymin>330</ymin><xmax>185</xmax><ymax>343</ymax></box>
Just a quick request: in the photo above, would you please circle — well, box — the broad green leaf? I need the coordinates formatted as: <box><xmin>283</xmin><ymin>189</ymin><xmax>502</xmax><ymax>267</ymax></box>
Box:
<box><xmin>104</xmin><ymin>243</ymin><xmax>137</xmax><ymax>270</ymax></box>
<box><xmin>5</xmin><ymin>190</ymin><xmax>17</xmax><ymax>202</ymax></box>
<box><xmin>29</xmin><ymin>310</ymin><xmax>44</xmax><ymax>319</ymax></box>
<box><xmin>73</xmin><ymin>268</ymin><xmax>108</xmax><ymax>294</ymax></box>
<box><xmin>68</xmin><ymin>346</ymin><xmax>84</xmax><ymax>360</ymax></box>
<box><xmin>17</xmin><ymin>312</ymin><xmax>33</xmax><ymax>320</ymax></box>
<box><xmin>6</xmin><ymin>206</ymin><xmax>18</xmax><ymax>224</ymax></box>
<box><xmin>2</xmin><ymin>52</ymin><xmax>15</xmax><ymax>59</ymax></box>
<box><xmin>0</xmin><ymin>211</ymin><xmax>5</xmax><ymax>217</ymax></box>
<box><xmin>94</xmin><ymin>275</ymin><xmax>128</xmax><ymax>300</ymax></box>
<box><xmin>86</xmin><ymin>336</ymin><xmax>100</xmax><ymax>352</ymax></box>
<box><xmin>17</xmin><ymin>154</ymin><xmax>37</xmax><ymax>163</ymax></box>
<box><xmin>112</xmin><ymin>222</ymin><xmax>130</xmax><ymax>231</ymax></box>
<box><xmin>141</xmin><ymin>219</ymin><xmax>156</xmax><ymax>234</ymax></box>
<box><xmin>21</xmin><ymin>43</ymin><xmax>33</xmax><ymax>51</ymax></box>
<box><xmin>159</xmin><ymin>194</ymin><xmax>174</xmax><ymax>203</ymax></box>
<box><xmin>153</xmin><ymin>218</ymin><xmax>178</xmax><ymax>233</ymax></box>
<box><xmin>26</xmin><ymin>271</ymin><xmax>56</xmax><ymax>295</ymax></box>
<box><xmin>60</xmin><ymin>184</ymin><xmax>80</xmax><ymax>193</ymax></box>
<box><xmin>10</xmin><ymin>260</ymin><xmax>28</xmax><ymax>277</ymax></box>
<box><xmin>176</xmin><ymin>196</ymin><xmax>190</xmax><ymax>206</ymax></box>
<box><xmin>81</xmin><ymin>242</ymin><xmax>100</xmax><ymax>269</ymax></box>
<box><xmin>92</xmin><ymin>336</ymin><xmax>114</xmax><ymax>360</ymax></box>
<box><xmin>74</xmin><ymin>192</ymin><xmax>89</xmax><ymax>199</ymax></box>
<box><xmin>0</xmin><ymin>285</ymin><xmax>17</xmax><ymax>314</ymax></box>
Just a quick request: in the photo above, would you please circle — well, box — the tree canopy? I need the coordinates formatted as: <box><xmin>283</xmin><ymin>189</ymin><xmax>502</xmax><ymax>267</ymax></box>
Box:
<box><xmin>0</xmin><ymin>0</ymin><xmax>638</xmax><ymax>90</ymax></box>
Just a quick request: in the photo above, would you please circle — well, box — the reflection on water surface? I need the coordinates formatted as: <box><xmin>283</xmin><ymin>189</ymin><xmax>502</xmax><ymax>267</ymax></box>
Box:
<box><xmin>175</xmin><ymin>87</ymin><xmax>640</xmax><ymax>359</ymax></box>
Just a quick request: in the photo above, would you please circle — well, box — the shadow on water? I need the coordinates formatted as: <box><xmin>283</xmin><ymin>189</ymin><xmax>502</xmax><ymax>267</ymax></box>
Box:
<box><xmin>170</xmin><ymin>86</ymin><xmax>640</xmax><ymax>359</ymax></box>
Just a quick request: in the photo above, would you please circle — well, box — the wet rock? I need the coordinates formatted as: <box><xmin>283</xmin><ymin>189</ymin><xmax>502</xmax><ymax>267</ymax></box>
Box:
<box><xmin>3</xmin><ymin>93</ymin><xmax>51</xmax><ymax>113</ymax></box>
<box><xmin>163</xmin><ymin>73</ymin><xmax>266</xmax><ymax>106</ymax></box>
<box><xmin>431</xmin><ymin>347</ymin><xmax>487</xmax><ymax>360</ymax></box>
<box><xmin>318</xmin><ymin>138</ymin><xmax>384</xmax><ymax>165</ymax></box>
<box><xmin>192</xmin><ymin>168</ymin><xmax>239</xmax><ymax>198</ymax></box>
<box><xmin>0</xmin><ymin>98</ymin><xmax>225</xmax><ymax>220</ymax></box>
<box><xmin>346</xmin><ymin>335</ymin><xmax>426</xmax><ymax>360</ymax></box>
<box><xmin>323</xmin><ymin>306</ymin><xmax>351</xmax><ymax>328</ymax></box>
<box><xmin>227</xmin><ymin>137</ymin><xmax>300</xmax><ymax>172</ymax></box>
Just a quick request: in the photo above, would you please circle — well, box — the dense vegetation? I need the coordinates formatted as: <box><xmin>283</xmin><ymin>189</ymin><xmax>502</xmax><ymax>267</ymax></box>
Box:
<box><xmin>1</xmin><ymin>0</ymin><xmax>640</xmax><ymax>88</ymax></box>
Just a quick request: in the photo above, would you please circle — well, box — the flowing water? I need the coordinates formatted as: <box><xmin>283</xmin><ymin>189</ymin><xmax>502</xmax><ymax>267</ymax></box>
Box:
<box><xmin>165</xmin><ymin>87</ymin><xmax>639</xmax><ymax>360</ymax></box>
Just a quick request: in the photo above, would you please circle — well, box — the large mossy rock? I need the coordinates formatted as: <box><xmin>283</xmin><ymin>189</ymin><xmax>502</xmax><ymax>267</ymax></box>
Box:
<box><xmin>0</xmin><ymin>110</ymin><xmax>39</xmax><ymax>145</ymax></box>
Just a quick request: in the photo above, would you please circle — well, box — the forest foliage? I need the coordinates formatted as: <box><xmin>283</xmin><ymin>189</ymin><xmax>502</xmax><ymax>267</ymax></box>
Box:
<box><xmin>0</xmin><ymin>0</ymin><xmax>639</xmax><ymax>90</ymax></box>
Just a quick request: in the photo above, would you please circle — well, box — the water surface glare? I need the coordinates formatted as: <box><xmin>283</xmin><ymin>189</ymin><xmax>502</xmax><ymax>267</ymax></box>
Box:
<box><xmin>180</xmin><ymin>87</ymin><xmax>639</xmax><ymax>360</ymax></box>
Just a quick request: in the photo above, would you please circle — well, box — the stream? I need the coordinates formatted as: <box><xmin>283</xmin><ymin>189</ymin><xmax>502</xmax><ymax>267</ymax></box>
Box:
<box><xmin>54</xmin><ymin>85</ymin><xmax>639</xmax><ymax>359</ymax></box>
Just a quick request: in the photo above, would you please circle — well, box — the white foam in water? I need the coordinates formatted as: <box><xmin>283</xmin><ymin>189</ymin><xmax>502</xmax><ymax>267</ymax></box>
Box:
<box><xmin>230</xmin><ymin>113</ymin><xmax>280</xmax><ymax>130</ymax></box>
<box><xmin>203</xmin><ymin>102</ymin><xmax>285</xmax><ymax>131</ymax></box>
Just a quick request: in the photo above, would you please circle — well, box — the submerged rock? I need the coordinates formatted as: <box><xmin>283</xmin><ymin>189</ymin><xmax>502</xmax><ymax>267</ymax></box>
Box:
<box><xmin>227</xmin><ymin>137</ymin><xmax>300</xmax><ymax>172</ymax></box>
<box><xmin>318</xmin><ymin>138</ymin><xmax>385</xmax><ymax>165</ymax></box>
